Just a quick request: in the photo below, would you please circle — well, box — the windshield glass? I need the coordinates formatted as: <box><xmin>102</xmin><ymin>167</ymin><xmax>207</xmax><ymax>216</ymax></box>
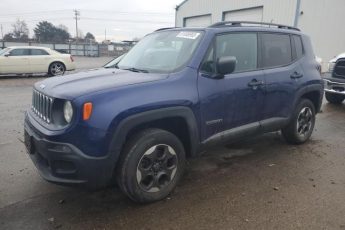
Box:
<box><xmin>117</xmin><ymin>30</ymin><xmax>203</xmax><ymax>73</ymax></box>
<box><xmin>0</xmin><ymin>48</ymin><xmax>10</xmax><ymax>56</ymax></box>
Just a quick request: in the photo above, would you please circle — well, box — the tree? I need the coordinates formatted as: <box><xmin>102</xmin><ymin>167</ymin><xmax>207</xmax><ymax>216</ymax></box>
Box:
<box><xmin>85</xmin><ymin>32</ymin><xmax>95</xmax><ymax>41</ymax></box>
<box><xmin>3</xmin><ymin>19</ymin><xmax>29</xmax><ymax>42</ymax></box>
<box><xmin>34</xmin><ymin>21</ymin><xmax>70</xmax><ymax>43</ymax></box>
<box><xmin>12</xmin><ymin>19</ymin><xmax>29</xmax><ymax>41</ymax></box>
<box><xmin>3</xmin><ymin>33</ymin><xmax>14</xmax><ymax>42</ymax></box>
<box><xmin>58</xmin><ymin>24</ymin><xmax>69</xmax><ymax>33</ymax></box>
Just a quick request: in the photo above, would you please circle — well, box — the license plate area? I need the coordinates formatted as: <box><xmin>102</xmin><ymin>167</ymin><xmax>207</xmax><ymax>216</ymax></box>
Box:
<box><xmin>24</xmin><ymin>130</ymin><xmax>35</xmax><ymax>154</ymax></box>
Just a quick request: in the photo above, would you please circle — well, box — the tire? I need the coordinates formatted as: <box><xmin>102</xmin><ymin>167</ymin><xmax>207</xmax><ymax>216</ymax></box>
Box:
<box><xmin>325</xmin><ymin>92</ymin><xmax>345</xmax><ymax>104</ymax></box>
<box><xmin>48</xmin><ymin>62</ymin><xmax>65</xmax><ymax>76</ymax></box>
<box><xmin>116</xmin><ymin>128</ymin><xmax>186</xmax><ymax>203</ymax></box>
<box><xmin>282</xmin><ymin>99</ymin><xmax>316</xmax><ymax>144</ymax></box>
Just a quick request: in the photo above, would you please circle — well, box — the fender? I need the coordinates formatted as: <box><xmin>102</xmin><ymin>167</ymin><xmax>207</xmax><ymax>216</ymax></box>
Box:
<box><xmin>293</xmin><ymin>82</ymin><xmax>324</xmax><ymax>113</ymax></box>
<box><xmin>108</xmin><ymin>106</ymin><xmax>200</xmax><ymax>165</ymax></box>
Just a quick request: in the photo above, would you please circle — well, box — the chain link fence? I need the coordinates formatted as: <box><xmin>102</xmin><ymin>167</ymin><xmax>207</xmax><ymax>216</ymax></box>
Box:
<box><xmin>0</xmin><ymin>41</ymin><xmax>133</xmax><ymax>57</ymax></box>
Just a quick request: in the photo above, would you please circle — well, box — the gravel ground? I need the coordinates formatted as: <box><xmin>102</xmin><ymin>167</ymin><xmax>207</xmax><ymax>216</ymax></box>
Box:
<box><xmin>0</xmin><ymin>63</ymin><xmax>345</xmax><ymax>229</ymax></box>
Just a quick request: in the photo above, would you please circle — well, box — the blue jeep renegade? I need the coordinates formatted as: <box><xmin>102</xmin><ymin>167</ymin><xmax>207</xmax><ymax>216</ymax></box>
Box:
<box><xmin>24</xmin><ymin>22</ymin><xmax>324</xmax><ymax>203</ymax></box>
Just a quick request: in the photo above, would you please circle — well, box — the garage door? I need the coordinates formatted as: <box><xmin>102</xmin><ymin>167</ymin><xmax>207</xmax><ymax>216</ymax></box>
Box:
<box><xmin>184</xmin><ymin>15</ymin><xmax>212</xmax><ymax>27</ymax></box>
<box><xmin>223</xmin><ymin>7</ymin><xmax>263</xmax><ymax>22</ymax></box>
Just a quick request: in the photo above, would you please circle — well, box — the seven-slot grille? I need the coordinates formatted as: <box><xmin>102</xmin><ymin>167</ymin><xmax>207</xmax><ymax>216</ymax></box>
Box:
<box><xmin>32</xmin><ymin>90</ymin><xmax>54</xmax><ymax>123</ymax></box>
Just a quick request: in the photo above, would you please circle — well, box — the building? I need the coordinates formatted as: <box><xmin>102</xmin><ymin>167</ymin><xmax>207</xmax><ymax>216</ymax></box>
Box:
<box><xmin>175</xmin><ymin>0</ymin><xmax>345</xmax><ymax>70</ymax></box>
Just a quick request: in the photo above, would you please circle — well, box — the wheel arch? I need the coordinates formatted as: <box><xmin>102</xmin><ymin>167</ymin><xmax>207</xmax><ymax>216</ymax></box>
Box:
<box><xmin>295</xmin><ymin>84</ymin><xmax>324</xmax><ymax>113</ymax></box>
<box><xmin>108</xmin><ymin>106</ymin><xmax>200</xmax><ymax>168</ymax></box>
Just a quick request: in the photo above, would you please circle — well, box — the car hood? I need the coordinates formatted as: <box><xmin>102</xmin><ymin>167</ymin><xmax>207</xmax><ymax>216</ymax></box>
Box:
<box><xmin>35</xmin><ymin>68</ymin><xmax>169</xmax><ymax>100</ymax></box>
<box><xmin>330</xmin><ymin>52</ymin><xmax>345</xmax><ymax>63</ymax></box>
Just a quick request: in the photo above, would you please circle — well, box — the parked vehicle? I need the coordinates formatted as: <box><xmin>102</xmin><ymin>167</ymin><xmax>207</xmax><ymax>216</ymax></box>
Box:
<box><xmin>24</xmin><ymin>22</ymin><xmax>324</xmax><ymax>203</ymax></box>
<box><xmin>324</xmin><ymin>57</ymin><xmax>345</xmax><ymax>104</ymax></box>
<box><xmin>0</xmin><ymin>46</ymin><xmax>75</xmax><ymax>76</ymax></box>
<box><xmin>328</xmin><ymin>52</ymin><xmax>345</xmax><ymax>73</ymax></box>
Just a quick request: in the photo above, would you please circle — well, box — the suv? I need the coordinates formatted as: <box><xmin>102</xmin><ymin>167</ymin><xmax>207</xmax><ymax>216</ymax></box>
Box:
<box><xmin>24</xmin><ymin>22</ymin><xmax>324</xmax><ymax>203</ymax></box>
<box><xmin>324</xmin><ymin>58</ymin><xmax>345</xmax><ymax>104</ymax></box>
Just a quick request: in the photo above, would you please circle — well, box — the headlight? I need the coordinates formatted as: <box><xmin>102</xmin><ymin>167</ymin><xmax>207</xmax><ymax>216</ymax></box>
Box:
<box><xmin>63</xmin><ymin>101</ymin><xmax>73</xmax><ymax>123</ymax></box>
<box><xmin>328</xmin><ymin>62</ymin><xmax>335</xmax><ymax>73</ymax></box>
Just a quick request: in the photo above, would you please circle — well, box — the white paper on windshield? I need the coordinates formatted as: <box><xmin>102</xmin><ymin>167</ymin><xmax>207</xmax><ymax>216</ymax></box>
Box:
<box><xmin>176</xmin><ymin>31</ymin><xmax>200</xmax><ymax>40</ymax></box>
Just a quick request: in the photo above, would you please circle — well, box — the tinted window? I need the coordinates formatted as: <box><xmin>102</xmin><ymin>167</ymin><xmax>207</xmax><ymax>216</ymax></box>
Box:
<box><xmin>9</xmin><ymin>49</ymin><xmax>30</xmax><ymax>56</ymax></box>
<box><xmin>261</xmin><ymin>33</ymin><xmax>292</xmax><ymax>68</ymax></box>
<box><xmin>293</xmin><ymin>35</ymin><xmax>304</xmax><ymax>59</ymax></box>
<box><xmin>216</xmin><ymin>33</ymin><xmax>257</xmax><ymax>72</ymax></box>
<box><xmin>200</xmin><ymin>45</ymin><xmax>215</xmax><ymax>73</ymax></box>
<box><xmin>30</xmin><ymin>49</ymin><xmax>49</xmax><ymax>55</ymax></box>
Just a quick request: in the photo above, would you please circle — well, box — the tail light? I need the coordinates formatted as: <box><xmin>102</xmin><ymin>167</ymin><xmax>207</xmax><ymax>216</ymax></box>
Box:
<box><xmin>70</xmin><ymin>55</ymin><xmax>74</xmax><ymax>62</ymax></box>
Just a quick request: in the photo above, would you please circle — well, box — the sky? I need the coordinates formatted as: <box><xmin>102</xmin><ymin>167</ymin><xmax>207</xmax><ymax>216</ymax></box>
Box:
<box><xmin>0</xmin><ymin>0</ymin><xmax>184</xmax><ymax>42</ymax></box>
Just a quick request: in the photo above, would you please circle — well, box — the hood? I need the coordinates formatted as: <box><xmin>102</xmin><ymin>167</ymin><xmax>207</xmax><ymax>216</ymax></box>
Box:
<box><xmin>330</xmin><ymin>52</ymin><xmax>345</xmax><ymax>63</ymax></box>
<box><xmin>35</xmin><ymin>68</ymin><xmax>169</xmax><ymax>100</ymax></box>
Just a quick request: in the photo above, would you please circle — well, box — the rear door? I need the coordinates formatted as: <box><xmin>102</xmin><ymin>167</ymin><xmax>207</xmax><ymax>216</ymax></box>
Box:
<box><xmin>29</xmin><ymin>48</ymin><xmax>51</xmax><ymax>73</ymax></box>
<box><xmin>1</xmin><ymin>48</ymin><xmax>30</xmax><ymax>74</ymax></box>
<box><xmin>259</xmin><ymin>33</ymin><xmax>304</xmax><ymax>130</ymax></box>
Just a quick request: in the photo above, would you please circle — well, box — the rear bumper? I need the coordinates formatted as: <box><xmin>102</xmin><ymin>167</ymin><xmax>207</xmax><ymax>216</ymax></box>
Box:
<box><xmin>24</xmin><ymin>113</ymin><xmax>115</xmax><ymax>189</ymax></box>
<box><xmin>324</xmin><ymin>79</ymin><xmax>345</xmax><ymax>95</ymax></box>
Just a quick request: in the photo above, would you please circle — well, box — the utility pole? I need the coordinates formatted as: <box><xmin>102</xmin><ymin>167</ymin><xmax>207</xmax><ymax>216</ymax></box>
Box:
<box><xmin>0</xmin><ymin>24</ymin><xmax>3</xmax><ymax>41</ymax></box>
<box><xmin>73</xmin><ymin>9</ymin><xmax>80</xmax><ymax>43</ymax></box>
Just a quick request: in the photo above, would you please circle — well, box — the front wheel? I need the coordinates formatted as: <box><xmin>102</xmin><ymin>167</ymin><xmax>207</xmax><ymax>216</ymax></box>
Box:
<box><xmin>282</xmin><ymin>99</ymin><xmax>316</xmax><ymax>144</ymax></box>
<box><xmin>325</xmin><ymin>92</ymin><xmax>345</xmax><ymax>104</ymax></box>
<box><xmin>116</xmin><ymin>128</ymin><xmax>185</xmax><ymax>203</ymax></box>
<box><xmin>48</xmin><ymin>62</ymin><xmax>65</xmax><ymax>76</ymax></box>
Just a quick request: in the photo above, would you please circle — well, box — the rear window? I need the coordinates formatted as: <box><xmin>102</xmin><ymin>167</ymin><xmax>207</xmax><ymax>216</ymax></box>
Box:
<box><xmin>292</xmin><ymin>35</ymin><xmax>304</xmax><ymax>59</ymax></box>
<box><xmin>30</xmin><ymin>49</ymin><xmax>49</xmax><ymax>55</ymax></box>
<box><xmin>260</xmin><ymin>33</ymin><xmax>292</xmax><ymax>68</ymax></box>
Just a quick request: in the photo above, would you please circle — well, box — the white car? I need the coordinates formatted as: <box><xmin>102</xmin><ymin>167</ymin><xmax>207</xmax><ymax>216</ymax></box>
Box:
<box><xmin>0</xmin><ymin>46</ymin><xmax>76</xmax><ymax>76</ymax></box>
<box><xmin>328</xmin><ymin>52</ymin><xmax>345</xmax><ymax>72</ymax></box>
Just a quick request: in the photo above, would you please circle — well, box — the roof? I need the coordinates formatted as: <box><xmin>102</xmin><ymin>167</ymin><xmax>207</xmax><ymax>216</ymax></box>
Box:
<box><xmin>176</xmin><ymin>0</ymin><xmax>189</xmax><ymax>10</ymax></box>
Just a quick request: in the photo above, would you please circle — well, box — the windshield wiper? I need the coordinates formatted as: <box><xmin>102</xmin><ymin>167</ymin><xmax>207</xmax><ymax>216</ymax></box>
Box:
<box><xmin>123</xmin><ymin>67</ymin><xmax>149</xmax><ymax>73</ymax></box>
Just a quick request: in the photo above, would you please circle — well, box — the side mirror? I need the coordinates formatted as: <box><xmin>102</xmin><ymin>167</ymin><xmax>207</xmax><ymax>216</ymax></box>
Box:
<box><xmin>217</xmin><ymin>56</ymin><xmax>237</xmax><ymax>75</ymax></box>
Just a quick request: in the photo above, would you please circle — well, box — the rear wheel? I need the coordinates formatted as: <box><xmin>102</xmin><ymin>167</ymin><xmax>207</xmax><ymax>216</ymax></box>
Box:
<box><xmin>325</xmin><ymin>92</ymin><xmax>345</xmax><ymax>104</ymax></box>
<box><xmin>282</xmin><ymin>99</ymin><xmax>316</xmax><ymax>144</ymax></box>
<box><xmin>48</xmin><ymin>62</ymin><xmax>65</xmax><ymax>76</ymax></box>
<box><xmin>116</xmin><ymin>128</ymin><xmax>185</xmax><ymax>203</ymax></box>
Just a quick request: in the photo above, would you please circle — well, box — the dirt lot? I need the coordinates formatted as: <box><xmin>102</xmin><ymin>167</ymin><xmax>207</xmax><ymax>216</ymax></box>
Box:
<box><xmin>1</xmin><ymin>60</ymin><xmax>345</xmax><ymax>230</ymax></box>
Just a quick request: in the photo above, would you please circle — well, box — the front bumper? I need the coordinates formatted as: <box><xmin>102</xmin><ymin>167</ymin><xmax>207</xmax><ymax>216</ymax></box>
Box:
<box><xmin>24</xmin><ymin>113</ymin><xmax>115</xmax><ymax>189</ymax></box>
<box><xmin>324</xmin><ymin>79</ymin><xmax>345</xmax><ymax>95</ymax></box>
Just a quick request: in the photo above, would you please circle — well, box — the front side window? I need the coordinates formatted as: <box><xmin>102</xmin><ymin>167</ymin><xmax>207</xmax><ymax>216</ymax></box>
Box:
<box><xmin>216</xmin><ymin>33</ymin><xmax>258</xmax><ymax>73</ymax></box>
<box><xmin>117</xmin><ymin>30</ymin><xmax>203</xmax><ymax>73</ymax></box>
<box><xmin>30</xmin><ymin>49</ymin><xmax>49</xmax><ymax>55</ymax></box>
<box><xmin>9</xmin><ymin>49</ymin><xmax>30</xmax><ymax>56</ymax></box>
<box><xmin>200</xmin><ymin>44</ymin><xmax>215</xmax><ymax>74</ymax></box>
<box><xmin>260</xmin><ymin>33</ymin><xmax>292</xmax><ymax>68</ymax></box>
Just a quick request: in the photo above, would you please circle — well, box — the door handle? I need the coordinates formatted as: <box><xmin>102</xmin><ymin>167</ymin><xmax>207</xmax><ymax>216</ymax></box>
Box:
<box><xmin>290</xmin><ymin>71</ymin><xmax>303</xmax><ymax>79</ymax></box>
<box><xmin>248</xmin><ymin>79</ymin><xmax>264</xmax><ymax>88</ymax></box>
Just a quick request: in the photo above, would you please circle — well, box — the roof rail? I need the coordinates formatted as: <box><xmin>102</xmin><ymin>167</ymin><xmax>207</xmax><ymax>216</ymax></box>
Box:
<box><xmin>208</xmin><ymin>21</ymin><xmax>300</xmax><ymax>31</ymax></box>
<box><xmin>155</xmin><ymin>27</ymin><xmax>179</xmax><ymax>32</ymax></box>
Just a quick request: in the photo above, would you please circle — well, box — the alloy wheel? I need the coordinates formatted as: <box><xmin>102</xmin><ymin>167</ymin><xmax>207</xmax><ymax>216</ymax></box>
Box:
<box><xmin>136</xmin><ymin>144</ymin><xmax>178</xmax><ymax>193</ymax></box>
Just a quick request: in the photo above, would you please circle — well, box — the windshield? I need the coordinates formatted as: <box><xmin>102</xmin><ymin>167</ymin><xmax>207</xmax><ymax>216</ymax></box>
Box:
<box><xmin>117</xmin><ymin>30</ymin><xmax>203</xmax><ymax>73</ymax></box>
<box><xmin>104</xmin><ymin>54</ymin><xmax>125</xmax><ymax>68</ymax></box>
<box><xmin>0</xmin><ymin>48</ymin><xmax>10</xmax><ymax>56</ymax></box>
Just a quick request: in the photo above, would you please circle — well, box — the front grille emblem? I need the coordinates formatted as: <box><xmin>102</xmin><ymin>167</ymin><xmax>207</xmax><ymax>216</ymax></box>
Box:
<box><xmin>39</xmin><ymin>84</ymin><xmax>46</xmax><ymax>89</ymax></box>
